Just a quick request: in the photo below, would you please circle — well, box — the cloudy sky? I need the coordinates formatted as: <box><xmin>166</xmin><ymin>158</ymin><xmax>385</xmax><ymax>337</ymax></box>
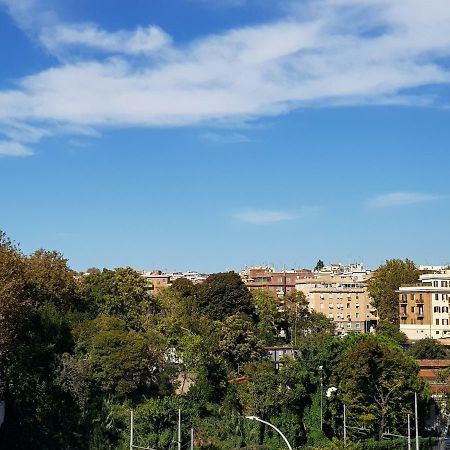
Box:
<box><xmin>1</xmin><ymin>0</ymin><xmax>449</xmax><ymax>271</ymax></box>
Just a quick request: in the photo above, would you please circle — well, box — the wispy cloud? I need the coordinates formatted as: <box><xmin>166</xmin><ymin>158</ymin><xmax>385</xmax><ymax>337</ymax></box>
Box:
<box><xmin>0</xmin><ymin>140</ymin><xmax>33</xmax><ymax>156</ymax></box>
<box><xmin>1</xmin><ymin>0</ymin><xmax>450</xmax><ymax>155</ymax></box>
<box><xmin>40</xmin><ymin>23</ymin><xmax>171</xmax><ymax>56</ymax></box>
<box><xmin>200</xmin><ymin>131</ymin><xmax>250</xmax><ymax>143</ymax></box>
<box><xmin>233</xmin><ymin>210</ymin><xmax>298</xmax><ymax>224</ymax></box>
<box><xmin>367</xmin><ymin>192</ymin><xmax>441</xmax><ymax>208</ymax></box>
<box><xmin>233</xmin><ymin>206</ymin><xmax>320</xmax><ymax>224</ymax></box>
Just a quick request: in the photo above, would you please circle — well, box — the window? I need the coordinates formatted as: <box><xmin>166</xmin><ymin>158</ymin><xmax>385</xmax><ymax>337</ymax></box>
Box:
<box><xmin>443</xmin><ymin>306</ymin><xmax>449</xmax><ymax>313</ymax></box>
<box><xmin>411</xmin><ymin>306</ymin><xmax>415</xmax><ymax>313</ymax></box>
<box><xmin>277</xmin><ymin>277</ymin><xmax>283</xmax><ymax>283</ymax></box>
<box><xmin>435</xmin><ymin>294</ymin><xmax>439</xmax><ymax>301</ymax></box>
<box><xmin>355</xmin><ymin>313</ymin><xmax>360</xmax><ymax>319</ymax></box>
<box><xmin>443</xmin><ymin>281</ymin><xmax>448</xmax><ymax>287</ymax></box>
<box><xmin>436</xmin><ymin>331</ymin><xmax>440</xmax><ymax>335</ymax></box>
<box><xmin>434</xmin><ymin>281</ymin><xmax>439</xmax><ymax>287</ymax></box>
<box><xmin>434</xmin><ymin>306</ymin><xmax>441</xmax><ymax>313</ymax></box>
<box><xmin>347</xmin><ymin>323</ymin><xmax>352</xmax><ymax>329</ymax></box>
<box><xmin>402</xmin><ymin>294</ymin><xmax>407</xmax><ymax>302</ymax></box>
<box><xmin>356</xmin><ymin>323</ymin><xmax>361</xmax><ymax>329</ymax></box>
<box><xmin>443</xmin><ymin>319</ymin><xmax>449</xmax><ymax>326</ymax></box>
<box><xmin>436</xmin><ymin>319</ymin><xmax>440</xmax><ymax>325</ymax></box>
<box><xmin>411</xmin><ymin>294</ymin><xmax>415</xmax><ymax>301</ymax></box>
<box><xmin>347</xmin><ymin>303</ymin><xmax>350</xmax><ymax>309</ymax></box>
<box><xmin>286</xmin><ymin>277</ymin><xmax>290</xmax><ymax>283</ymax></box>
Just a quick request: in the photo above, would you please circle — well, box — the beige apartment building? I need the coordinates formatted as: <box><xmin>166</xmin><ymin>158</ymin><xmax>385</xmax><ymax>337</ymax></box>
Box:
<box><xmin>399</xmin><ymin>272</ymin><xmax>450</xmax><ymax>340</ymax></box>
<box><xmin>296</xmin><ymin>274</ymin><xmax>378</xmax><ymax>335</ymax></box>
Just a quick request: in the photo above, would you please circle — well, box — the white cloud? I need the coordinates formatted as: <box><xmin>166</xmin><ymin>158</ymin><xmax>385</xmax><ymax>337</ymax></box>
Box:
<box><xmin>233</xmin><ymin>210</ymin><xmax>298</xmax><ymax>224</ymax></box>
<box><xmin>40</xmin><ymin>23</ymin><xmax>171</xmax><ymax>56</ymax></box>
<box><xmin>0</xmin><ymin>141</ymin><xmax>33</xmax><ymax>156</ymax></box>
<box><xmin>1</xmin><ymin>0</ymin><xmax>450</xmax><ymax>155</ymax></box>
<box><xmin>200</xmin><ymin>131</ymin><xmax>250</xmax><ymax>143</ymax></box>
<box><xmin>368</xmin><ymin>192</ymin><xmax>441</xmax><ymax>208</ymax></box>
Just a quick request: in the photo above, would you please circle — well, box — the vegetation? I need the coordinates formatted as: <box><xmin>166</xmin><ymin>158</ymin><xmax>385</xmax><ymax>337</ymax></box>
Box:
<box><xmin>0</xmin><ymin>232</ymin><xmax>438</xmax><ymax>449</ymax></box>
<box><xmin>368</xmin><ymin>259</ymin><xmax>419</xmax><ymax>323</ymax></box>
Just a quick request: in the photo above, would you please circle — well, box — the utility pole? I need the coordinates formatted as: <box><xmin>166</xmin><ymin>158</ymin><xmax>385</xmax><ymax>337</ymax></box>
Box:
<box><xmin>415</xmin><ymin>393</ymin><xmax>419</xmax><ymax>450</ymax></box>
<box><xmin>178</xmin><ymin>409</ymin><xmax>182</xmax><ymax>450</ymax></box>
<box><xmin>191</xmin><ymin>428</ymin><xmax>194</xmax><ymax>450</ymax></box>
<box><xmin>130</xmin><ymin>410</ymin><xmax>134</xmax><ymax>450</ymax></box>
<box><xmin>343</xmin><ymin>404</ymin><xmax>347</xmax><ymax>444</ymax></box>
<box><xmin>408</xmin><ymin>413</ymin><xmax>411</xmax><ymax>450</ymax></box>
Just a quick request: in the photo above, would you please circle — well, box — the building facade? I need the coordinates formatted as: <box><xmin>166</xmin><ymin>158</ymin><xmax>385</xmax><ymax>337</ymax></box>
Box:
<box><xmin>399</xmin><ymin>273</ymin><xmax>450</xmax><ymax>340</ymax></box>
<box><xmin>241</xmin><ymin>266</ymin><xmax>312</xmax><ymax>297</ymax></box>
<box><xmin>296</xmin><ymin>270</ymin><xmax>377</xmax><ymax>335</ymax></box>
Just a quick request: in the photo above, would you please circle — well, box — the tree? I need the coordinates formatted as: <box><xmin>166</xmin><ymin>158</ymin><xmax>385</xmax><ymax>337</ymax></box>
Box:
<box><xmin>333</xmin><ymin>335</ymin><xmax>427</xmax><ymax>440</ymax></box>
<box><xmin>78</xmin><ymin>267</ymin><xmax>150</xmax><ymax>328</ymax></box>
<box><xmin>315</xmin><ymin>260</ymin><xmax>325</xmax><ymax>272</ymax></box>
<box><xmin>407</xmin><ymin>338</ymin><xmax>449</xmax><ymax>360</ymax></box>
<box><xmin>75</xmin><ymin>315</ymin><xmax>166</xmax><ymax>399</ymax></box>
<box><xmin>170</xmin><ymin>277</ymin><xmax>195</xmax><ymax>298</ymax></box>
<box><xmin>196</xmin><ymin>272</ymin><xmax>255</xmax><ymax>320</ymax></box>
<box><xmin>368</xmin><ymin>259</ymin><xmax>419</xmax><ymax>324</ymax></box>
<box><xmin>25</xmin><ymin>249</ymin><xmax>78</xmax><ymax>311</ymax></box>
<box><xmin>0</xmin><ymin>231</ymin><xmax>29</xmax><ymax>361</ymax></box>
<box><xmin>376</xmin><ymin>321</ymin><xmax>408</xmax><ymax>346</ymax></box>
<box><xmin>218</xmin><ymin>314</ymin><xmax>267</xmax><ymax>370</ymax></box>
<box><xmin>252</xmin><ymin>289</ymin><xmax>282</xmax><ymax>343</ymax></box>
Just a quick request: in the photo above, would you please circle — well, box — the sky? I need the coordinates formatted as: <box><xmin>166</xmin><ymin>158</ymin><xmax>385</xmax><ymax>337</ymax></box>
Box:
<box><xmin>0</xmin><ymin>0</ymin><xmax>450</xmax><ymax>273</ymax></box>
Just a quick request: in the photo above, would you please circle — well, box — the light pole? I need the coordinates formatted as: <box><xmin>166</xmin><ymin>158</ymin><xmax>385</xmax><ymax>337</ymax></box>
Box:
<box><xmin>319</xmin><ymin>365</ymin><xmax>323</xmax><ymax>432</ymax></box>
<box><xmin>245</xmin><ymin>416</ymin><xmax>293</xmax><ymax>450</ymax></box>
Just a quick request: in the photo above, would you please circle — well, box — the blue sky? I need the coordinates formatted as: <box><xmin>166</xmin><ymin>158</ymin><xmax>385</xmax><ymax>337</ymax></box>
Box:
<box><xmin>1</xmin><ymin>0</ymin><xmax>450</xmax><ymax>272</ymax></box>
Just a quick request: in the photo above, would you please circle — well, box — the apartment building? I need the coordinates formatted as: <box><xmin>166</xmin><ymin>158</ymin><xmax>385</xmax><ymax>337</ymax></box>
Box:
<box><xmin>141</xmin><ymin>271</ymin><xmax>172</xmax><ymax>295</ymax></box>
<box><xmin>398</xmin><ymin>273</ymin><xmax>450</xmax><ymax>340</ymax></box>
<box><xmin>296</xmin><ymin>271</ymin><xmax>377</xmax><ymax>335</ymax></box>
<box><xmin>241</xmin><ymin>266</ymin><xmax>312</xmax><ymax>297</ymax></box>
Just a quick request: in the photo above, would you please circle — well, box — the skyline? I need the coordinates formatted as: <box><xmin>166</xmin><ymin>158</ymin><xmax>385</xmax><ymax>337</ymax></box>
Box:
<box><xmin>1</xmin><ymin>0</ymin><xmax>450</xmax><ymax>272</ymax></box>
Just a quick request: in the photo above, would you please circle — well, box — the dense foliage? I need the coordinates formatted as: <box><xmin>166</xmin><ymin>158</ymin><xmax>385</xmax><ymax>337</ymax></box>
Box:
<box><xmin>367</xmin><ymin>259</ymin><xmax>419</xmax><ymax>324</ymax></box>
<box><xmin>0</xmin><ymin>233</ymin><xmax>437</xmax><ymax>449</ymax></box>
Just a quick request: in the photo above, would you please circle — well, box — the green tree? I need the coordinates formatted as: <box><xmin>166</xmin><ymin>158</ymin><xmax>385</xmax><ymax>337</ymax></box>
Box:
<box><xmin>368</xmin><ymin>259</ymin><xmax>419</xmax><ymax>324</ymax></box>
<box><xmin>78</xmin><ymin>267</ymin><xmax>150</xmax><ymax>328</ymax></box>
<box><xmin>75</xmin><ymin>315</ymin><xmax>166</xmax><ymax>399</ymax></box>
<box><xmin>25</xmin><ymin>249</ymin><xmax>78</xmax><ymax>311</ymax></box>
<box><xmin>376</xmin><ymin>321</ymin><xmax>408</xmax><ymax>346</ymax></box>
<box><xmin>315</xmin><ymin>260</ymin><xmax>325</xmax><ymax>272</ymax></box>
<box><xmin>252</xmin><ymin>289</ymin><xmax>282</xmax><ymax>343</ymax></box>
<box><xmin>407</xmin><ymin>337</ymin><xmax>449</xmax><ymax>359</ymax></box>
<box><xmin>219</xmin><ymin>314</ymin><xmax>267</xmax><ymax>370</ymax></box>
<box><xmin>196</xmin><ymin>271</ymin><xmax>255</xmax><ymax>320</ymax></box>
<box><xmin>333</xmin><ymin>335</ymin><xmax>427</xmax><ymax>440</ymax></box>
<box><xmin>0</xmin><ymin>231</ymin><xmax>28</xmax><ymax>361</ymax></box>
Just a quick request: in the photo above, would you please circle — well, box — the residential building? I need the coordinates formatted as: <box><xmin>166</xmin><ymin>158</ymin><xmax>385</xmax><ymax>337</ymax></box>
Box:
<box><xmin>265</xmin><ymin>345</ymin><xmax>295</xmax><ymax>370</ymax></box>
<box><xmin>241</xmin><ymin>266</ymin><xmax>312</xmax><ymax>297</ymax></box>
<box><xmin>398</xmin><ymin>272</ymin><xmax>450</xmax><ymax>340</ymax></box>
<box><xmin>296</xmin><ymin>269</ymin><xmax>377</xmax><ymax>335</ymax></box>
<box><xmin>141</xmin><ymin>270</ymin><xmax>172</xmax><ymax>295</ymax></box>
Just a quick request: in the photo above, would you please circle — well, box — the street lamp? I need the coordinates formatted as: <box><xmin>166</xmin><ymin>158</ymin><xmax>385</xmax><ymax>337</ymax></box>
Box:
<box><xmin>245</xmin><ymin>416</ymin><xmax>293</xmax><ymax>450</ymax></box>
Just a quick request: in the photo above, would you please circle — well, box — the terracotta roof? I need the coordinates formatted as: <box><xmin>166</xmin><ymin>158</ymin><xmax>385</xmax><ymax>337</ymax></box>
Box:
<box><xmin>416</xmin><ymin>359</ymin><xmax>450</xmax><ymax>368</ymax></box>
